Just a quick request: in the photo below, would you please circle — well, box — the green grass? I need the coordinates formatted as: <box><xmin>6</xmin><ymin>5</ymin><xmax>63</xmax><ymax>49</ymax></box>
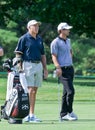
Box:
<box><xmin>0</xmin><ymin>78</ymin><xmax>7</xmax><ymax>100</ymax></box>
<box><xmin>0</xmin><ymin>76</ymin><xmax>95</xmax><ymax>101</ymax></box>
<box><xmin>0</xmin><ymin>76</ymin><xmax>95</xmax><ymax>130</ymax></box>
<box><xmin>0</xmin><ymin>102</ymin><xmax>95</xmax><ymax>130</ymax></box>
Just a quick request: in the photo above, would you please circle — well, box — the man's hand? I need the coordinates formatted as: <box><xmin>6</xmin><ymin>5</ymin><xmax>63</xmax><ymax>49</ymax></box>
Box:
<box><xmin>56</xmin><ymin>68</ymin><xmax>62</xmax><ymax>77</ymax></box>
<box><xmin>43</xmin><ymin>69</ymin><xmax>48</xmax><ymax>79</ymax></box>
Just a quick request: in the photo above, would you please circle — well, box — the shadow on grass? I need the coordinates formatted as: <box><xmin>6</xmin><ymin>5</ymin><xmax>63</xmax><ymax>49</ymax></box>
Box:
<box><xmin>78</xmin><ymin>119</ymin><xmax>95</xmax><ymax>122</ymax></box>
<box><xmin>23</xmin><ymin>119</ymin><xmax>61</xmax><ymax>125</ymax></box>
<box><xmin>23</xmin><ymin>118</ymin><xmax>95</xmax><ymax>125</ymax></box>
<box><xmin>1</xmin><ymin>118</ymin><xmax>95</xmax><ymax>125</ymax></box>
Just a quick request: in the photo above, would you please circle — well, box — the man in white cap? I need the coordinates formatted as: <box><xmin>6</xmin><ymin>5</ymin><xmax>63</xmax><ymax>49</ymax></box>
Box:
<box><xmin>14</xmin><ymin>20</ymin><xmax>48</xmax><ymax>122</ymax></box>
<box><xmin>50</xmin><ymin>22</ymin><xmax>78</xmax><ymax>121</ymax></box>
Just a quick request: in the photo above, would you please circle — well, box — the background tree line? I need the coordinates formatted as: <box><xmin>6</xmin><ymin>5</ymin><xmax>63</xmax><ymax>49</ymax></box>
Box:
<box><xmin>0</xmin><ymin>0</ymin><xmax>95</xmax><ymax>75</ymax></box>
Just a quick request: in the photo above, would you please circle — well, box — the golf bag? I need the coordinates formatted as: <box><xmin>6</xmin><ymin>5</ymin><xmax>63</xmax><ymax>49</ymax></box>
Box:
<box><xmin>1</xmin><ymin>58</ymin><xmax>29</xmax><ymax>120</ymax></box>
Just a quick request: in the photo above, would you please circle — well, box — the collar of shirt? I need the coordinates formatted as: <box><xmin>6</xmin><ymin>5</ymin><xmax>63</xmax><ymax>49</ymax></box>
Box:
<box><xmin>26</xmin><ymin>32</ymin><xmax>39</xmax><ymax>40</ymax></box>
<box><xmin>58</xmin><ymin>36</ymin><xmax>67</xmax><ymax>43</ymax></box>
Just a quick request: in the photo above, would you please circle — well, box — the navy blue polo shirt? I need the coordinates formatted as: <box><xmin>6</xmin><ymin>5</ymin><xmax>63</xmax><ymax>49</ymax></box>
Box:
<box><xmin>15</xmin><ymin>32</ymin><xmax>45</xmax><ymax>61</ymax></box>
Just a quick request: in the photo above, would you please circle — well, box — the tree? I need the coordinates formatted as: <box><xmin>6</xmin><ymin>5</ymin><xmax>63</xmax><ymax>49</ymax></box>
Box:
<box><xmin>0</xmin><ymin>28</ymin><xmax>18</xmax><ymax>58</ymax></box>
<box><xmin>0</xmin><ymin>0</ymin><xmax>95</xmax><ymax>37</ymax></box>
<box><xmin>83</xmin><ymin>48</ymin><xmax>95</xmax><ymax>70</ymax></box>
<box><xmin>0</xmin><ymin>0</ymin><xmax>95</xmax><ymax>70</ymax></box>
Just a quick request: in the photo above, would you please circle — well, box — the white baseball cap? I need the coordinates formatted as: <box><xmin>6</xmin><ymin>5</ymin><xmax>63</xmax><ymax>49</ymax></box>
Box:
<box><xmin>27</xmin><ymin>20</ymin><xmax>41</xmax><ymax>28</ymax></box>
<box><xmin>57</xmin><ymin>22</ymin><xmax>73</xmax><ymax>31</ymax></box>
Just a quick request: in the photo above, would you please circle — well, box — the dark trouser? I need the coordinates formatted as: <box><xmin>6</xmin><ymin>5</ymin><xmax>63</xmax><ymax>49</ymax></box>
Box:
<box><xmin>60</xmin><ymin>66</ymin><xmax>75</xmax><ymax>117</ymax></box>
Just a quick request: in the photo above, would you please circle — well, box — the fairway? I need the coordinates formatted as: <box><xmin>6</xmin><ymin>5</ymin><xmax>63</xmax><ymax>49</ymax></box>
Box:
<box><xmin>0</xmin><ymin>0</ymin><xmax>95</xmax><ymax>129</ymax></box>
<box><xmin>0</xmin><ymin>77</ymin><xmax>95</xmax><ymax>130</ymax></box>
<box><xmin>0</xmin><ymin>102</ymin><xmax>95</xmax><ymax>130</ymax></box>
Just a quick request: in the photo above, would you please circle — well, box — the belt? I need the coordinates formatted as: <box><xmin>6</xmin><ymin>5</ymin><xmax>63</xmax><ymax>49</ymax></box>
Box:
<box><xmin>24</xmin><ymin>60</ymin><xmax>41</xmax><ymax>63</ymax></box>
<box><xmin>31</xmin><ymin>61</ymin><xmax>41</xmax><ymax>63</ymax></box>
<box><xmin>62</xmin><ymin>65</ymin><xmax>73</xmax><ymax>69</ymax></box>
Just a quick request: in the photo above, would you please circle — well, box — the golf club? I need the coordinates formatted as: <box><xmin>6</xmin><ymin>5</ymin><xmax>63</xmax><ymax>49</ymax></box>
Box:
<box><xmin>57</xmin><ymin>78</ymin><xmax>62</xmax><ymax>122</ymax></box>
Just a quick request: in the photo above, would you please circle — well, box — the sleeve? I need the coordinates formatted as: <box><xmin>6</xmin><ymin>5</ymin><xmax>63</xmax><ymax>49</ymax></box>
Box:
<box><xmin>50</xmin><ymin>40</ymin><xmax>58</xmax><ymax>55</ymax></box>
<box><xmin>68</xmin><ymin>38</ymin><xmax>72</xmax><ymax>50</ymax></box>
<box><xmin>14</xmin><ymin>36</ymin><xmax>25</xmax><ymax>54</ymax></box>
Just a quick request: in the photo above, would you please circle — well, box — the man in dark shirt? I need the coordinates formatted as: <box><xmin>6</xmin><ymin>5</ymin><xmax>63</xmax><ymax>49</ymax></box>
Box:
<box><xmin>15</xmin><ymin>20</ymin><xmax>48</xmax><ymax>122</ymax></box>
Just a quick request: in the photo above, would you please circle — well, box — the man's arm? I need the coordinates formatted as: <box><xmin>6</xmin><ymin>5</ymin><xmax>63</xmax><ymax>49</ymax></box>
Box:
<box><xmin>52</xmin><ymin>54</ymin><xmax>62</xmax><ymax>77</ymax></box>
<box><xmin>52</xmin><ymin>54</ymin><xmax>60</xmax><ymax>69</ymax></box>
<box><xmin>0</xmin><ymin>47</ymin><xmax>4</xmax><ymax>56</ymax></box>
<box><xmin>41</xmin><ymin>55</ymin><xmax>48</xmax><ymax>79</ymax></box>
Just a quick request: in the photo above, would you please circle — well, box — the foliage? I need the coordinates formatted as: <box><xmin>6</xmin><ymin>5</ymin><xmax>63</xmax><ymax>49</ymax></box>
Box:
<box><xmin>0</xmin><ymin>0</ymin><xmax>95</xmax><ymax>37</ymax></box>
<box><xmin>44</xmin><ymin>43</ymin><xmax>52</xmax><ymax>64</ymax></box>
<box><xmin>83</xmin><ymin>48</ymin><xmax>95</xmax><ymax>70</ymax></box>
<box><xmin>0</xmin><ymin>0</ymin><xmax>95</xmax><ymax>73</ymax></box>
<box><xmin>0</xmin><ymin>28</ymin><xmax>18</xmax><ymax>59</ymax></box>
<box><xmin>71</xmin><ymin>36</ymin><xmax>95</xmax><ymax>75</ymax></box>
<box><xmin>72</xmin><ymin>41</ymin><xmax>89</xmax><ymax>71</ymax></box>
